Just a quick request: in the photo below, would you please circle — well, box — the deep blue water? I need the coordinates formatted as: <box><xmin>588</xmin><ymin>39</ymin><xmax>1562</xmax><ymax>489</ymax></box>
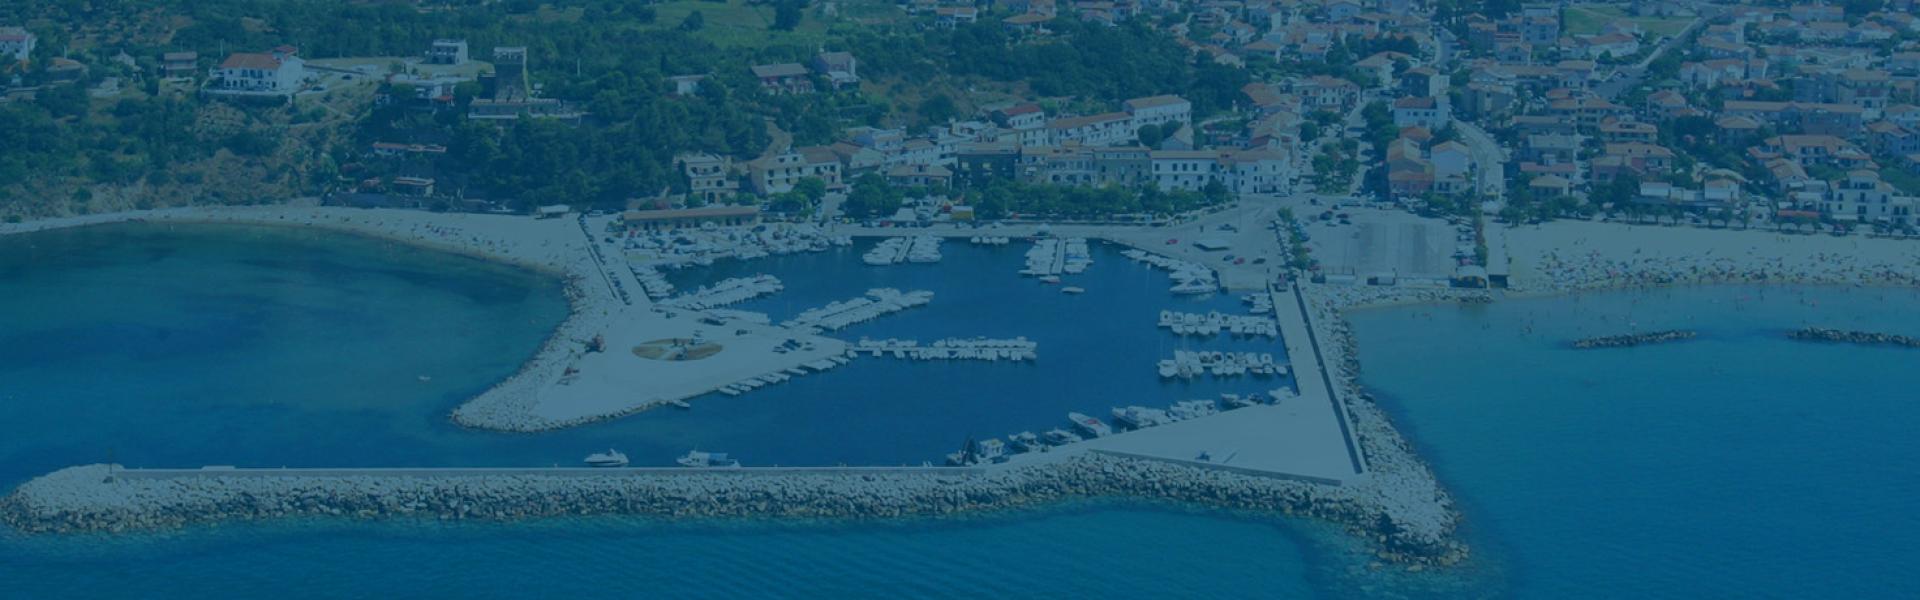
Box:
<box><xmin>5</xmin><ymin>222</ymin><xmax>1918</xmax><ymax>597</ymax></box>
<box><xmin>1352</xmin><ymin>285</ymin><xmax>1920</xmax><ymax>598</ymax></box>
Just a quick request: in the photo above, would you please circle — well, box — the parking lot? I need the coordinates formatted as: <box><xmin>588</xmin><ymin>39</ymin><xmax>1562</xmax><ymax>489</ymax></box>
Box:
<box><xmin>1299</xmin><ymin>207</ymin><xmax>1466</xmax><ymax>282</ymax></box>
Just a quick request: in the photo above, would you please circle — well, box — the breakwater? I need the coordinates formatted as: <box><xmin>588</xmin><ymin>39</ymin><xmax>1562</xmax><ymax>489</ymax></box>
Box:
<box><xmin>1</xmin><ymin>456</ymin><xmax>1461</xmax><ymax>565</ymax></box>
<box><xmin>1787</xmin><ymin>327</ymin><xmax>1920</xmax><ymax>348</ymax></box>
<box><xmin>1569</xmin><ymin>330</ymin><xmax>1697</xmax><ymax>349</ymax></box>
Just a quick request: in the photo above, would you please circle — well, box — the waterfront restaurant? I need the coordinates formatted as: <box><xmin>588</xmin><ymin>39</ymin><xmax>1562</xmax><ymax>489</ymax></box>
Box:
<box><xmin>621</xmin><ymin>206</ymin><xmax>761</xmax><ymax>231</ymax></box>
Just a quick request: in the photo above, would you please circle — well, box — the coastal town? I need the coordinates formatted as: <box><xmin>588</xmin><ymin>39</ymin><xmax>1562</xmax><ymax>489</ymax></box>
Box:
<box><xmin>3</xmin><ymin>0</ymin><xmax>1920</xmax><ymax>592</ymax></box>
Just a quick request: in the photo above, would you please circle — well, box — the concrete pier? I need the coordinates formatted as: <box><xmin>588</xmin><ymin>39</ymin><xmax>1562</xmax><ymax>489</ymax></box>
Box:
<box><xmin>1046</xmin><ymin>283</ymin><xmax>1365</xmax><ymax>484</ymax></box>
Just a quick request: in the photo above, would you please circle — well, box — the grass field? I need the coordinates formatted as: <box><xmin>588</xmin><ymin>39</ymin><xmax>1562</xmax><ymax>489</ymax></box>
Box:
<box><xmin>1563</xmin><ymin>5</ymin><xmax>1693</xmax><ymax>38</ymax></box>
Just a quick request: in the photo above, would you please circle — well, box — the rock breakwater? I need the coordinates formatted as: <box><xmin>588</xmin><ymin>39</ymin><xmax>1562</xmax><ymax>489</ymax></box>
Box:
<box><xmin>1</xmin><ymin>456</ymin><xmax>1463</xmax><ymax>565</ymax></box>
<box><xmin>1570</xmin><ymin>330</ymin><xmax>1697</xmax><ymax>349</ymax></box>
<box><xmin>1787</xmin><ymin>328</ymin><xmax>1920</xmax><ymax>348</ymax></box>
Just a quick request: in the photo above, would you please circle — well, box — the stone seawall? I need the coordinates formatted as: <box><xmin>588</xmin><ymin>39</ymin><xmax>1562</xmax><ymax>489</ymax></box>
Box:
<box><xmin>1</xmin><ymin>456</ymin><xmax>1463</xmax><ymax>565</ymax></box>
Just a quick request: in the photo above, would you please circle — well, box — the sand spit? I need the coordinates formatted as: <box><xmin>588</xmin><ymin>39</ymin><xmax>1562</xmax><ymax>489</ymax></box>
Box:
<box><xmin>2</xmin><ymin>455</ymin><xmax>1463</xmax><ymax>565</ymax></box>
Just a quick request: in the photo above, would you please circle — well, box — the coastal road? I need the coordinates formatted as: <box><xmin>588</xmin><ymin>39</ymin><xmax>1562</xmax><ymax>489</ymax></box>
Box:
<box><xmin>1453</xmin><ymin>119</ymin><xmax>1508</xmax><ymax>203</ymax></box>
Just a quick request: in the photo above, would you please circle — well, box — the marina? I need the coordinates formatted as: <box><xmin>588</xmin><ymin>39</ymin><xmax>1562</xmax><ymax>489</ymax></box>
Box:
<box><xmin>1157</xmin><ymin>310</ymin><xmax>1280</xmax><ymax>338</ymax></box>
<box><xmin>1121</xmin><ymin>248</ymin><xmax>1220</xmax><ymax>295</ymax></box>
<box><xmin>1020</xmin><ymin>237</ymin><xmax>1093</xmax><ymax>278</ymax></box>
<box><xmin>780</xmin><ymin>288</ymin><xmax>935</xmax><ymax>333</ymax></box>
<box><xmin>1156</xmin><ymin>350</ymin><xmax>1287</xmax><ymax>379</ymax></box>
<box><xmin>658</xmin><ymin>275</ymin><xmax>784</xmax><ymax>311</ymax></box>
<box><xmin>852</xmin><ymin>337</ymin><xmax>1038</xmax><ymax>361</ymax></box>
<box><xmin>861</xmin><ymin>236</ymin><xmax>943</xmax><ymax>266</ymax></box>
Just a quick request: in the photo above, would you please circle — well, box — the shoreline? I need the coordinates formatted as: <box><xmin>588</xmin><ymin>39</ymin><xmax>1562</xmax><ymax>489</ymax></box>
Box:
<box><xmin>11</xmin><ymin>209</ymin><xmax>1917</xmax><ymax>569</ymax></box>
<box><xmin>1</xmin><ymin>205</ymin><xmax>620</xmax><ymax>433</ymax></box>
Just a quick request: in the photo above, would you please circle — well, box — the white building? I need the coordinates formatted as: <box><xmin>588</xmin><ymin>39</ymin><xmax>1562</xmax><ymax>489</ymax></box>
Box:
<box><xmin>1392</xmin><ymin>96</ymin><xmax>1451</xmax><ymax>129</ymax></box>
<box><xmin>0</xmin><ymin>27</ymin><xmax>33</xmax><ymax>63</ymax></box>
<box><xmin>209</xmin><ymin>46</ymin><xmax>305</xmax><ymax>95</ymax></box>
<box><xmin>427</xmin><ymin>39</ymin><xmax>469</xmax><ymax>65</ymax></box>
<box><xmin>1048</xmin><ymin>112</ymin><xmax>1135</xmax><ymax>147</ymax></box>
<box><xmin>1124</xmin><ymin>94</ymin><xmax>1193</xmax><ymax>131</ymax></box>
<box><xmin>1151</xmin><ymin>150</ymin><xmax>1223</xmax><ymax>191</ymax></box>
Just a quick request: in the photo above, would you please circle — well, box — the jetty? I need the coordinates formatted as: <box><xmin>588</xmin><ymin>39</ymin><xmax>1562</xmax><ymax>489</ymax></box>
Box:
<box><xmin>1156</xmin><ymin>350</ymin><xmax>1287</xmax><ymax>379</ymax></box>
<box><xmin>1157</xmin><ymin>310</ymin><xmax>1279</xmax><ymax>338</ymax></box>
<box><xmin>853</xmin><ymin>337</ymin><xmax>1038</xmax><ymax>361</ymax></box>
<box><xmin>781</xmin><ymin>288</ymin><xmax>934</xmax><ymax>333</ymax></box>
<box><xmin>1569</xmin><ymin>330</ymin><xmax>1697</xmax><ymax>349</ymax></box>
<box><xmin>659</xmin><ymin>275</ymin><xmax>783</xmax><ymax>311</ymax></box>
<box><xmin>715</xmin><ymin>355</ymin><xmax>851</xmax><ymax>397</ymax></box>
<box><xmin>862</xmin><ymin>236</ymin><xmax>941</xmax><ymax>266</ymax></box>
<box><xmin>1787</xmin><ymin>327</ymin><xmax>1920</xmax><ymax>348</ymax></box>
<box><xmin>631</xmin><ymin>264</ymin><xmax>675</xmax><ymax>300</ymax></box>
<box><xmin>1121</xmin><ymin>249</ymin><xmax>1219</xmax><ymax>294</ymax></box>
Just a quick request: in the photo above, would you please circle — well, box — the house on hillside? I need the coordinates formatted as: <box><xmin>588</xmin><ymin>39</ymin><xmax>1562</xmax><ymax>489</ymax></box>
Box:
<box><xmin>0</xmin><ymin>27</ymin><xmax>33</xmax><ymax>63</ymax></box>
<box><xmin>427</xmin><ymin>39</ymin><xmax>469</xmax><ymax>65</ymax></box>
<box><xmin>812</xmin><ymin>52</ymin><xmax>859</xmax><ymax>90</ymax></box>
<box><xmin>752</xmin><ymin>63</ymin><xmax>814</xmax><ymax>95</ymax></box>
<box><xmin>207</xmin><ymin>46</ymin><xmax>306</xmax><ymax>96</ymax></box>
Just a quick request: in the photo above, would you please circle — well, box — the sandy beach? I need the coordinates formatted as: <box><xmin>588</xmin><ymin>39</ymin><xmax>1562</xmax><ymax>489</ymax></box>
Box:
<box><xmin>1505</xmin><ymin>220</ymin><xmax>1920</xmax><ymax>293</ymax></box>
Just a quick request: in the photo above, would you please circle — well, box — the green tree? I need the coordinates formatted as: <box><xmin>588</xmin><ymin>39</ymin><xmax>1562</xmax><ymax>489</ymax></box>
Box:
<box><xmin>773</xmin><ymin>0</ymin><xmax>803</xmax><ymax>31</ymax></box>
<box><xmin>680</xmin><ymin>10</ymin><xmax>705</xmax><ymax>32</ymax></box>
<box><xmin>1137</xmin><ymin>123</ymin><xmax>1166</xmax><ymax>147</ymax></box>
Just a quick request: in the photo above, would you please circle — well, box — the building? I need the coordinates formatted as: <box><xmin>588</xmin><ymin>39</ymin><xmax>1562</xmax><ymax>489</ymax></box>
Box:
<box><xmin>1123</xmin><ymin>95</ymin><xmax>1192</xmax><ymax>130</ymax></box>
<box><xmin>469</xmin><ymin>47</ymin><xmax>576</xmax><ymax>120</ymax></box>
<box><xmin>748</xmin><ymin>147</ymin><xmax>842</xmax><ymax>195</ymax></box>
<box><xmin>752</xmin><ymin>63</ymin><xmax>814</xmax><ymax>95</ymax></box>
<box><xmin>621</xmin><ymin>206</ymin><xmax>761</xmax><ymax>231</ymax></box>
<box><xmin>886</xmin><ymin>163</ymin><xmax>954</xmax><ymax>188</ymax></box>
<box><xmin>161</xmin><ymin>51</ymin><xmax>198</xmax><ymax>78</ymax></box>
<box><xmin>1150</xmin><ymin>150</ymin><xmax>1222</xmax><ymax>192</ymax></box>
<box><xmin>812</xmin><ymin>52</ymin><xmax>859</xmax><ymax>90</ymax></box>
<box><xmin>1392</xmin><ymin>96</ymin><xmax>1450</xmax><ymax>129</ymax></box>
<box><xmin>208</xmin><ymin>46</ymin><xmax>305</xmax><ymax>96</ymax></box>
<box><xmin>427</xmin><ymin>39</ymin><xmax>469</xmax><ymax>65</ymax></box>
<box><xmin>0</xmin><ymin>27</ymin><xmax>33</xmax><ymax>63</ymax></box>
<box><xmin>676</xmin><ymin>153</ymin><xmax>738</xmax><ymax>203</ymax></box>
<box><xmin>1047</xmin><ymin>112</ymin><xmax>1134</xmax><ymax>146</ymax></box>
<box><xmin>1825</xmin><ymin>170</ymin><xmax>1912</xmax><ymax>224</ymax></box>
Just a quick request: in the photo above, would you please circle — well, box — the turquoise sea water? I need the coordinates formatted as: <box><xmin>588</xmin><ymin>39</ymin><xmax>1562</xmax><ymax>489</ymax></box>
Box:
<box><xmin>1352</xmin><ymin>285</ymin><xmax>1920</xmax><ymax>598</ymax></box>
<box><xmin>4</xmin><ymin>222</ymin><xmax>1918</xmax><ymax>597</ymax></box>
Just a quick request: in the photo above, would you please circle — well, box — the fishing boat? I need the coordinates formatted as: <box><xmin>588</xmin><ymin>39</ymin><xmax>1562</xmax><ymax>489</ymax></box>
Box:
<box><xmin>584</xmin><ymin>449</ymin><xmax>629</xmax><ymax>468</ymax></box>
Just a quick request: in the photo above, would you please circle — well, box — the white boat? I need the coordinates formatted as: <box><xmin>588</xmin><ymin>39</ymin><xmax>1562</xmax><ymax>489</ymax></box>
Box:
<box><xmin>1039</xmin><ymin>275</ymin><xmax>1062</xmax><ymax>284</ymax></box>
<box><xmin>584</xmin><ymin>449</ymin><xmax>629</xmax><ymax>468</ymax></box>
<box><xmin>670</xmin><ymin>399</ymin><xmax>693</xmax><ymax>409</ymax></box>
<box><xmin>1170</xmin><ymin>281</ymin><xmax>1215</xmax><ymax>295</ymax></box>
<box><xmin>1061</xmin><ymin>286</ymin><xmax>1085</xmax><ymax>295</ymax></box>
<box><xmin>1042</xmin><ymin>428</ymin><xmax>1083</xmax><ymax>445</ymax></box>
<box><xmin>1008</xmin><ymin>431</ymin><xmax>1043</xmax><ymax>452</ymax></box>
<box><xmin>677</xmin><ymin>450</ymin><xmax>741</xmax><ymax>468</ymax></box>
<box><xmin>1157</xmin><ymin>360</ymin><xmax>1179</xmax><ymax>378</ymax></box>
<box><xmin>1067</xmin><ymin>412</ymin><xmax>1113</xmax><ymax>438</ymax></box>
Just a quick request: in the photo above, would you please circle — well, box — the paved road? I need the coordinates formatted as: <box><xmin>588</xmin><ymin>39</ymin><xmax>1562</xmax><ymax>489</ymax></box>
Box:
<box><xmin>1453</xmin><ymin>119</ymin><xmax>1507</xmax><ymax>201</ymax></box>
